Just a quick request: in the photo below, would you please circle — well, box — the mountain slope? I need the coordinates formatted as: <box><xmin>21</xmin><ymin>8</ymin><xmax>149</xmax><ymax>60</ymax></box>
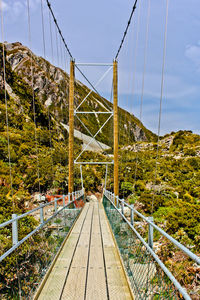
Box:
<box><xmin>4</xmin><ymin>42</ymin><xmax>156</xmax><ymax>147</ymax></box>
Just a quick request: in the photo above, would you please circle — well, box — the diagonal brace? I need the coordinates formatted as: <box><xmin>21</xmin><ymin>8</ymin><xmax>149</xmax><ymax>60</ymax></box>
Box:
<box><xmin>75</xmin><ymin>114</ymin><xmax>113</xmax><ymax>162</ymax></box>
<box><xmin>75</xmin><ymin>114</ymin><xmax>110</xmax><ymax>156</ymax></box>
<box><xmin>75</xmin><ymin>65</ymin><xmax>111</xmax><ymax>111</ymax></box>
<box><xmin>76</xmin><ymin>66</ymin><xmax>113</xmax><ymax>111</ymax></box>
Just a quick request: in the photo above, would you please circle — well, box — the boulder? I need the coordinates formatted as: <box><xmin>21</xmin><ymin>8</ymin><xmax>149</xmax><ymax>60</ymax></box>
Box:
<box><xmin>119</xmin><ymin>206</ymin><xmax>131</xmax><ymax>217</ymax></box>
<box><xmin>86</xmin><ymin>194</ymin><xmax>98</xmax><ymax>202</ymax></box>
<box><xmin>123</xmin><ymin>206</ymin><xmax>131</xmax><ymax>217</ymax></box>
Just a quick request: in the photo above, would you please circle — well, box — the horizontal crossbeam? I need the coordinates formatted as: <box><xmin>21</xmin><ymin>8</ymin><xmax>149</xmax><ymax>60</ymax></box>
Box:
<box><xmin>75</xmin><ymin>162</ymin><xmax>114</xmax><ymax>165</ymax></box>
<box><xmin>75</xmin><ymin>111</ymin><xmax>113</xmax><ymax>114</ymax></box>
<box><xmin>75</xmin><ymin>63</ymin><xmax>113</xmax><ymax>66</ymax></box>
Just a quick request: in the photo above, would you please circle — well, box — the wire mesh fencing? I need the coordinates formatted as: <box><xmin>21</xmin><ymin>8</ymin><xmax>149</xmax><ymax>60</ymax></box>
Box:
<box><xmin>0</xmin><ymin>197</ymin><xmax>84</xmax><ymax>299</ymax></box>
<box><xmin>103</xmin><ymin>195</ymin><xmax>187</xmax><ymax>300</ymax></box>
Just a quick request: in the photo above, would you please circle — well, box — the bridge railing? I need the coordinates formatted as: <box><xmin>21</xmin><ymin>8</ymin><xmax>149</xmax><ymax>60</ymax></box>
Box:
<box><xmin>0</xmin><ymin>188</ymin><xmax>84</xmax><ymax>262</ymax></box>
<box><xmin>103</xmin><ymin>189</ymin><xmax>200</xmax><ymax>300</ymax></box>
<box><xmin>0</xmin><ymin>188</ymin><xmax>84</xmax><ymax>298</ymax></box>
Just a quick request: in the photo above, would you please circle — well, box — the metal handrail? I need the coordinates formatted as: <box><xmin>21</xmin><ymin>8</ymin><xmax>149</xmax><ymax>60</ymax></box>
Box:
<box><xmin>0</xmin><ymin>197</ymin><xmax>62</xmax><ymax>229</ymax></box>
<box><xmin>103</xmin><ymin>191</ymin><xmax>191</xmax><ymax>300</ymax></box>
<box><xmin>104</xmin><ymin>190</ymin><xmax>200</xmax><ymax>264</ymax></box>
<box><xmin>0</xmin><ymin>191</ymin><xmax>83</xmax><ymax>229</ymax></box>
<box><xmin>103</xmin><ymin>190</ymin><xmax>200</xmax><ymax>300</ymax></box>
<box><xmin>0</xmin><ymin>189</ymin><xmax>84</xmax><ymax>262</ymax></box>
<box><xmin>120</xmin><ymin>198</ymin><xmax>200</xmax><ymax>264</ymax></box>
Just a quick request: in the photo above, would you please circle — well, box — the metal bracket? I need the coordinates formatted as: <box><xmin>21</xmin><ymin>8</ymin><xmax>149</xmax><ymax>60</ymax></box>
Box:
<box><xmin>75</xmin><ymin>161</ymin><xmax>113</xmax><ymax>165</ymax></box>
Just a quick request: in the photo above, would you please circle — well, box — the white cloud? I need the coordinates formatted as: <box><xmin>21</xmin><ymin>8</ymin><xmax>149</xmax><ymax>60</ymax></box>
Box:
<box><xmin>29</xmin><ymin>0</ymin><xmax>41</xmax><ymax>11</ymax></box>
<box><xmin>122</xmin><ymin>95</ymin><xmax>200</xmax><ymax>135</ymax></box>
<box><xmin>118</xmin><ymin>69</ymin><xmax>198</xmax><ymax>101</ymax></box>
<box><xmin>1</xmin><ymin>0</ymin><xmax>41</xmax><ymax>19</ymax></box>
<box><xmin>13</xmin><ymin>1</ymin><xmax>24</xmax><ymax>16</ymax></box>
<box><xmin>185</xmin><ymin>42</ymin><xmax>200</xmax><ymax>72</ymax></box>
<box><xmin>1</xmin><ymin>1</ymin><xmax>10</xmax><ymax>12</ymax></box>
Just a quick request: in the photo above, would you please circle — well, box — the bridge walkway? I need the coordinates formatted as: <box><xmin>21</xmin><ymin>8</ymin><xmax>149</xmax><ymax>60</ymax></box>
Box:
<box><xmin>35</xmin><ymin>202</ymin><xmax>133</xmax><ymax>300</ymax></box>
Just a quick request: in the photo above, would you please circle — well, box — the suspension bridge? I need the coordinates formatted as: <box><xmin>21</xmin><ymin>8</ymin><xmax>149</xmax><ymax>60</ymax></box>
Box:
<box><xmin>0</xmin><ymin>0</ymin><xmax>200</xmax><ymax>299</ymax></box>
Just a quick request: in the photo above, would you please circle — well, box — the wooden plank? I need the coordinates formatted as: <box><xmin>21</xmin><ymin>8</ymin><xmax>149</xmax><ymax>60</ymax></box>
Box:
<box><xmin>85</xmin><ymin>202</ymin><xmax>107</xmax><ymax>300</ymax></box>
<box><xmin>35</xmin><ymin>202</ymin><xmax>134</xmax><ymax>300</ymax></box>
<box><xmin>36</xmin><ymin>204</ymin><xmax>89</xmax><ymax>300</ymax></box>
<box><xmin>99</xmin><ymin>204</ymin><xmax>134</xmax><ymax>300</ymax></box>
<box><xmin>61</xmin><ymin>203</ymin><xmax>93</xmax><ymax>299</ymax></box>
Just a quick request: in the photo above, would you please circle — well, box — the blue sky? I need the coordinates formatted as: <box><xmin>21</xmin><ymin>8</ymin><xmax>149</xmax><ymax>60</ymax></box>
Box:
<box><xmin>1</xmin><ymin>0</ymin><xmax>200</xmax><ymax>135</ymax></box>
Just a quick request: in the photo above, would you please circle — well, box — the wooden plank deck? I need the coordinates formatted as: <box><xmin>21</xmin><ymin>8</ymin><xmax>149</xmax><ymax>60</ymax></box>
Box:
<box><xmin>35</xmin><ymin>202</ymin><xmax>134</xmax><ymax>300</ymax></box>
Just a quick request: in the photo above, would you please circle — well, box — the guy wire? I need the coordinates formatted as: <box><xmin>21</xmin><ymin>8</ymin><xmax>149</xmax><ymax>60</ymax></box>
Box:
<box><xmin>151</xmin><ymin>0</ymin><xmax>169</xmax><ymax>214</ymax></box>
<box><xmin>0</xmin><ymin>0</ymin><xmax>14</xmax><ymax>211</ymax></box>
<box><xmin>27</xmin><ymin>0</ymin><xmax>41</xmax><ymax>194</ymax></box>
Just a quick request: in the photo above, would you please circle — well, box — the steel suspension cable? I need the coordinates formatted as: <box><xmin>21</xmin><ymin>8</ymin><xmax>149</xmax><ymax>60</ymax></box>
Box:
<box><xmin>27</xmin><ymin>0</ymin><xmax>41</xmax><ymax>194</ymax></box>
<box><xmin>62</xmin><ymin>48</ymin><xmax>69</xmax><ymax>192</ymax></box>
<box><xmin>59</xmin><ymin>34</ymin><xmax>64</xmax><ymax>69</ymax></box>
<box><xmin>131</xmin><ymin>0</ymin><xmax>141</xmax><ymax>105</ymax></box>
<box><xmin>49</xmin><ymin>5</ymin><xmax>65</xmax><ymax>192</ymax></box>
<box><xmin>45</xmin><ymin>0</ymin><xmax>73</xmax><ymax>59</ymax></box>
<box><xmin>40</xmin><ymin>0</ymin><xmax>46</xmax><ymax>59</ymax></box>
<box><xmin>0</xmin><ymin>0</ymin><xmax>14</xmax><ymax>210</ymax></box>
<box><xmin>139</xmin><ymin>0</ymin><xmax>151</xmax><ymax>122</ymax></box>
<box><xmin>53</xmin><ymin>19</ymin><xmax>66</xmax><ymax>191</ymax></box>
<box><xmin>123</xmin><ymin>28</ymin><xmax>132</xmax><ymax>198</ymax></box>
<box><xmin>48</xmin><ymin>9</ymin><xmax>54</xmax><ymax>64</ymax></box>
<box><xmin>134</xmin><ymin>0</ymin><xmax>150</xmax><ymax>189</ymax></box>
<box><xmin>152</xmin><ymin>0</ymin><xmax>169</xmax><ymax>214</ymax></box>
<box><xmin>124</xmin><ymin>2</ymin><xmax>140</xmax><ymax>197</ymax></box>
<box><xmin>48</xmin><ymin>10</ymin><xmax>66</xmax><ymax>188</ymax></box>
<box><xmin>41</xmin><ymin>0</ymin><xmax>54</xmax><ymax>184</ymax></box>
<box><xmin>115</xmin><ymin>0</ymin><xmax>138</xmax><ymax>60</ymax></box>
<box><xmin>131</xmin><ymin>0</ymin><xmax>142</xmax><ymax>188</ymax></box>
<box><xmin>55</xmin><ymin>23</ymin><xmax>59</xmax><ymax>67</ymax></box>
<box><xmin>126</xmin><ymin>29</ymin><xmax>133</xmax><ymax>152</ymax></box>
<box><xmin>62</xmin><ymin>42</ymin><xmax>66</xmax><ymax>70</ymax></box>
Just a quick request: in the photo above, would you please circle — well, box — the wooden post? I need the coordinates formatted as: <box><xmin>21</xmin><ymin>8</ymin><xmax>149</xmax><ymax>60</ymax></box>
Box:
<box><xmin>113</xmin><ymin>60</ymin><xmax>118</xmax><ymax>204</ymax></box>
<box><xmin>68</xmin><ymin>60</ymin><xmax>75</xmax><ymax>197</ymax></box>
